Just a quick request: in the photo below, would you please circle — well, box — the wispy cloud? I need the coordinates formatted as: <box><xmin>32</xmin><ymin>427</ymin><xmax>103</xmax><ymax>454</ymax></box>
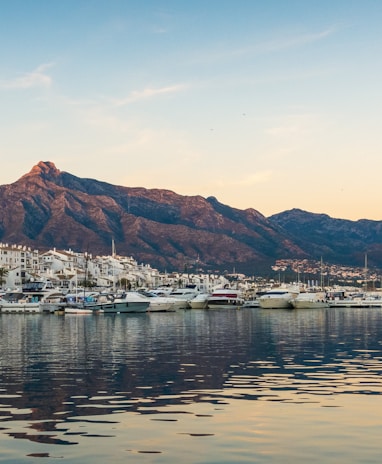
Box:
<box><xmin>189</xmin><ymin>27</ymin><xmax>337</xmax><ymax>66</ymax></box>
<box><xmin>250</xmin><ymin>28</ymin><xmax>335</xmax><ymax>55</ymax></box>
<box><xmin>113</xmin><ymin>84</ymin><xmax>187</xmax><ymax>107</ymax></box>
<box><xmin>0</xmin><ymin>63</ymin><xmax>54</xmax><ymax>90</ymax></box>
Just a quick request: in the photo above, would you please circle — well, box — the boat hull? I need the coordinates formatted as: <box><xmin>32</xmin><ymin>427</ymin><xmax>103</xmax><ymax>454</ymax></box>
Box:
<box><xmin>189</xmin><ymin>294</ymin><xmax>210</xmax><ymax>309</ymax></box>
<box><xmin>0</xmin><ymin>303</ymin><xmax>41</xmax><ymax>313</ymax></box>
<box><xmin>292</xmin><ymin>300</ymin><xmax>329</xmax><ymax>309</ymax></box>
<box><xmin>189</xmin><ymin>301</ymin><xmax>208</xmax><ymax>309</ymax></box>
<box><xmin>148</xmin><ymin>300</ymin><xmax>177</xmax><ymax>312</ymax></box>
<box><xmin>65</xmin><ymin>307</ymin><xmax>95</xmax><ymax>315</ymax></box>
<box><xmin>207</xmin><ymin>298</ymin><xmax>244</xmax><ymax>309</ymax></box>
<box><xmin>92</xmin><ymin>301</ymin><xmax>149</xmax><ymax>313</ymax></box>
<box><xmin>258</xmin><ymin>296</ymin><xmax>294</xmax><ymax>309</ymax></box>
<box><xmin>329</xmin><ymin>299</ymin><xmax>382</xmax><ymax>308</ymax></box>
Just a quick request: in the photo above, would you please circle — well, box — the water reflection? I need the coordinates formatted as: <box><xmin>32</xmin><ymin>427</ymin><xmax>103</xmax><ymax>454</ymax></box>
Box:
<box><xmin>1</xmin><ymin>307</ymin><xmax>382</xmax><ymax>462</ymax></box>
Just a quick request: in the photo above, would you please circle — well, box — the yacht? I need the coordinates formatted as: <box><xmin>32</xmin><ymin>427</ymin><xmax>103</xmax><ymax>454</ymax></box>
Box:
<box><xmin>189</xmin><ymin>292</ymin><xmax>210</xmax><ymax>309</ymax></box>
<box><xmin>168</xmin><ymin>286</ymin><xmax>201</xmax><ymax>309</ymax></box>
<box><xmin>328</xmin><ymin>291</ymin><xmax>382</xmax><ymax>308</ymax></box>
<box><xmin>140</xmin><ymin>291</ymin><xmax>177</xmax><ymax>312</ymax></box>
<box><xmin>64</xmin><ymin>291</ymin><xmax>150</xmax><ymax>314</ymax></box>
<box><xmin>242</xmin><ymin>298</ymin><xmax>260</xmax><ymax>308</ymax></box>
<box><xmin>258</xmin><ymin>287</ymin><xmax>299</xmax><ymax>309</ymax></box>
<box><xmin>206</xmin><ymin>288</ymin><xmax>245</xmax><ymax>309</ymax></box>
<box><xmin>291</xmin><ymin>291</ymin><xmax>329</xmax><ymax>309</ymax></box>
<box><xmin>0</xmin><ymin>280</ymin><xmax>62</xmax><ymax>313</ymax></box>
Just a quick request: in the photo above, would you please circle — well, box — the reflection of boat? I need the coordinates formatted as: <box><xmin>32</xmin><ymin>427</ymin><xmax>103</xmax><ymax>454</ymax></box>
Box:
<box><xmin>207</xmin><ymin>289</ymin><xmax>245</xmax><ymax>309</ymax></box>
<box><xmin>258</xmin><ymin>287</ymin><xmax>299</xmax><ymax>309</ymax></box>
<box><xmin>291</xmin><ymin>292</ymin><xmax>329</xmax><ymax>309</ymax></box>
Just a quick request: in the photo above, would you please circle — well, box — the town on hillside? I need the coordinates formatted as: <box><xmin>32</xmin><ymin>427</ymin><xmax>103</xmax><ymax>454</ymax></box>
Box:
<box><xmin>0</xmin><ymin>242</ymin><xmax>378</xmax><ymax>294</ymax></box>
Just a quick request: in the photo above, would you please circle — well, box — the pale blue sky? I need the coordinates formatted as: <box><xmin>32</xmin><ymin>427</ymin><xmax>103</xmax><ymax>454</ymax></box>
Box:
<box><xmin>1</xmin><ymin>1</ymin><xmax>382</xmax><ymax>220</ymax></box>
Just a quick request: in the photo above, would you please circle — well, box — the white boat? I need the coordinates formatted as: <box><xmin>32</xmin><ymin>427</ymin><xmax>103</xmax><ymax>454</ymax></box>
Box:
<box><xmin>291</xmin><ymin>291</ymin><xmax>329</xmax><ymax>309</ymax></box>
<box><xmin>258</xmin><ymin>287</ymin><xmax>299</xmax><ymax>309</ymax></box>
<box><xmin>0</xmin><ymin>294</ymin><xmax>41</xmax><ymax>313</ymax></box>
<box><xmin>58</xmin><ymin>291</ymin><xmax>100</xmax><ymax>314</ymax></box>
<box><xmin>207</xmin><ymin>289</ymin><xmax>245</xmax><ymax>309</ymax></box>
<box><xmin>189</xmin><ymin>293</ymin><xmax>210</xmax><ymax>309</ymax></box>
<box><xmin>39</xmin><ymin>292</ymin><xmax>69</xmax><ymax>313</ymax></box>
<box><xmin>167</xmin><ymin>286</ymin><xmax>201</xmax><ymax>309</ymax></box>
<box><xmin>64</xmin><ymin>306</ymin><xmax>96</xmax><ymax>315</ymax></box>
<box><xmin>140</xmin><ymin>291</ymin><xmax>177</xmax><ymax>312</ymax></box>
<box><xmin>95</xmin><ymin>291</ymin><xmax>150</xmax><ymax>313</ymax></box>
<box><xmin>0</xmin><ymin>280</ymin><xmax>62</xmax><ymax>313</ymax></box>
<box><xmin>328</xmin><ymin>292</ymin><xmax>382</xmax><ymax>308</ymax></box>
<box><xmin>63</xmin><ymin>291</ymin><xmax>150</xmax><ymax>314</ymax></box>
<box><xmin>242</xmin><ymin>298</ymin><xmax>260</xmax><ymax>308</ymax></box>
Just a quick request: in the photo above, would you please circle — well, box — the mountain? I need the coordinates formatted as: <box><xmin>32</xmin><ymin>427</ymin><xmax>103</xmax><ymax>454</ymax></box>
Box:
<box><xmin>269</xmin><ymin>209</ymin><xmax>382</xmax><ymax>269</ymax></box>
<box><xmin>0</xmin><ymin>161</ymin><xmax>306</xmax><ymax>273</ymax></box>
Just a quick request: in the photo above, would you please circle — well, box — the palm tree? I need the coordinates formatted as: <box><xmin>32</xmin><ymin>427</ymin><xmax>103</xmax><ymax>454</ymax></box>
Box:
<box><xmin>0</xmin><ymin>267</ymin><xmax>8</xmax><ymax>287</ymax></box>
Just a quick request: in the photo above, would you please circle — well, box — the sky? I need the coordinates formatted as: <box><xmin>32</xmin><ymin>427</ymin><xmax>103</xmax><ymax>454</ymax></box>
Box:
<box><xmin>1</xmin><ymin>0</ymin><xmax>382</xmax><ymax>221</ymax></box>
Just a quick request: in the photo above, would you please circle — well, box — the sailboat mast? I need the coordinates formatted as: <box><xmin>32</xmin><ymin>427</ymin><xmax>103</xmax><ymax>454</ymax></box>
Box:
<box><xmin>364</xmin><ymin>253</ymin><xmax>368</xmax><ymax>292</ymax></box>
<box><xmin>112</xmin><ymin>239</ymin><xmax>116</xmax><ymax>292</ymax></box>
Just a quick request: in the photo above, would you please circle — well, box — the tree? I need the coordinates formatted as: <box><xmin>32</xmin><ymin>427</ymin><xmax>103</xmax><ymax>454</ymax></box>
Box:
<box><xmin>78</xmin><ymin>273</ymin><xmax>96</xmax><ymax>289</ymax></box>
<box><xmin>118</xmin><ymin>278</ymin><xmax>131</xmax><ymax>290</ymax></box>
<box><xmin>0</xmin><ymin>267</ymin><xmax>8</xmax><ymax>287</ymax></box>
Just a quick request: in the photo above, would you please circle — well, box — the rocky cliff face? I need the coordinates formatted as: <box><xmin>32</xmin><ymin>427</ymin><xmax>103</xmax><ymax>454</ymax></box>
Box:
<box><xmin>0</xmin><ymin>161</ymin><xmax>306</xmax><ymax>273</ymax></box>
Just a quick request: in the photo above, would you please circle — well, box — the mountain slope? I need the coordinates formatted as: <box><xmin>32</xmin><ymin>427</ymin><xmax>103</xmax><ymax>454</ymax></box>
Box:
<box><xmin>269</xmin><ymin>208</ymin><xmax>382</xmax><ymax>268</ymax></box>
<box><xmin>0</xmin><ymin>161</ymin><xmax>306</xmax><ymax>272</ymax></box>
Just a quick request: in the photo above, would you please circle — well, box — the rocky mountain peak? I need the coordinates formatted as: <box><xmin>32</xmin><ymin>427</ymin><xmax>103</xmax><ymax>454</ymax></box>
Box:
<box><xmin>21</xmin><ymin>161</ymin><xmax>61</xmax><ymax>181</ymax></box>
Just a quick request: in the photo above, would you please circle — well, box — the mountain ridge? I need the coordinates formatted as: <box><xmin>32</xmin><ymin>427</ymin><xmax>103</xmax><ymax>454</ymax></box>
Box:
<box><xmin>1</xmin><ymin>161</ymin><xmax>381</xmax><ymax>273</ymax></box>
<box><xmin>0</xmin><ymin>161</ymin><xmax>307</xmax><ymax>273</ymax></box>
<box><xmin>269</xmin><ymin>208</ymin><xmax>382</xmax><ymax>269</ymax></box>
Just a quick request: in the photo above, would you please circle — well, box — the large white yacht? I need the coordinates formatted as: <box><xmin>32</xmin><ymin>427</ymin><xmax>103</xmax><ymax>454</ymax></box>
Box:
<box><xmin>189</xmin><ymin>292</ymin><xmax>210</xmax><ymax>309</ymax></box>
<box><xmin>206</xmin><ymin>288</ymin><xmax>245</xmax><ymax>309</ymax></box>
<box><xmin>258</xmin><ymin>286</ymin><xmax>299</xmax><ymax>309</ymax></box>
<box><xmin>0</xmin><ymin>280</ymin><xmax>63</xmax><ymax>313</ymax></box>
<box><xmin>139</xmin><ymin>291</ymin><xmax>177</xmax><ymax>312</ymax></box>
<box><xmin>167</xmin><ymin>286</ymin><xmax>201</xmax><ymax>309</ymax></box>
<box><xmin>63</xmin><ymin>291</ymin><xmax>151</xmax><ymax>314</ymax></box>
<box><xmin>291</xmin><ymin>291</ymin><xmax>329</xmax><ymax>309</ymax></box>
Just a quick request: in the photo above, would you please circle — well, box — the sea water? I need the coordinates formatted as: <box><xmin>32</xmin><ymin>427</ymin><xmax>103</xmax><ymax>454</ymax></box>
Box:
<box><xmin>0</xmin><ymin>307</ymin><xmax>382</xmax><ymax>463</ymax></box>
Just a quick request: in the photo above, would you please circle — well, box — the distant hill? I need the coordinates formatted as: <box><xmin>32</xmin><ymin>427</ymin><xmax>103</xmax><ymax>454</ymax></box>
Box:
<box><xmin>0</xmin><ymin>161</ymin><xmax>306</xmax><ymax>274</ymax></box>
<box><xmin>269</xmin><ymin>209</ymin><xmax>382</xmax><ymax>269</ymax></box>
